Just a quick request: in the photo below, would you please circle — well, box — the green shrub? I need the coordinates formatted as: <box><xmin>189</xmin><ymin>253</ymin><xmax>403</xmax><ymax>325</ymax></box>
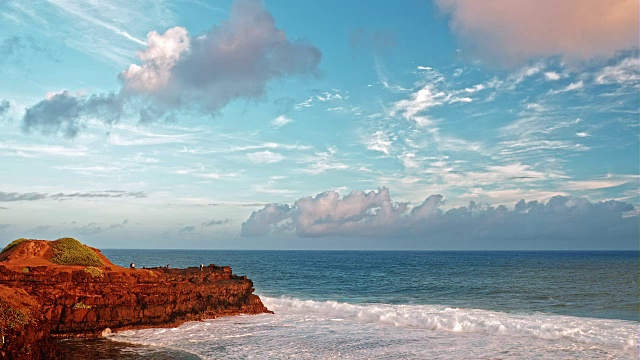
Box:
<box><xmin>0</xmin><ymin>299</ymin><xmax>31</xmax><ymax>330</ymax></box>
<box><xmin>1</xmin><ymin>238</ymin><xmax>29</xmax><ymax>254</ymax></box>
<box><xmin>83</xmin><ymin>266</ymin><xmax>103</xmax><ymax>279</ymax></box>
<box><xmin>50</xmin><ymin>238</ymin><xmax>103</xmax><ymax>267</ymax></box>
<box><xmin>22</xmin><ymin>267</ymin><xmax>29</xmax><ymax>274</ymax></box>
<box><xmin>73</xmin><ymin>302</ymin><xmax>91</xmax><ymax>310</ymax></box>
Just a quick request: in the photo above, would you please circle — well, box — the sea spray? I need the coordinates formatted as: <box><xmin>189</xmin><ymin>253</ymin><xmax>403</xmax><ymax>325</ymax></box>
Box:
<box><xmin>110</xmin><ymin>297</ymin><xmax>638</xmax><ymax>359</ymax></box>
<box><xmin>261</xmin><ymin>296</ymin><xmax>638</xmax><ymax>349</ymax></box>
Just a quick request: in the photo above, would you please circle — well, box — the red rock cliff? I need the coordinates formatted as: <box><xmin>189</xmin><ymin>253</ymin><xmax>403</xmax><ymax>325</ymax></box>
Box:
<box><xmin>0</xmin><ymin>238</ymin><xmax>271</xmax><ymax>359</ymax></box>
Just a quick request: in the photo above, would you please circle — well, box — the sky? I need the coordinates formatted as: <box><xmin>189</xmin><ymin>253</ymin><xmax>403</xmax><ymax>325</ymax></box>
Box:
<box><xmin>0</xmin><ymin>0</ymin><xmax>638</xmax><ymax>250</ymax></box>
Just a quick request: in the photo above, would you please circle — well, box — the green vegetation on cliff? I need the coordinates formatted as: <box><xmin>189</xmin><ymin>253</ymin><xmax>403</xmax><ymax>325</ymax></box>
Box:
<box><xmin>50</xmin><ymin>238</ymin><xmax>104</xmax><ymax>267</ymax></box>
<box><xmin>1</xmin><ymin>238</ymin><xmax>29</xmax><ymax>254</ymax></box>
<box><xmin>83</xmin><ymin>266</ymin><xmax>104</xmax><ymax>278</ymax></box>
<box><xmin>0</xmin><ymin>298</ymin><xmax>32</xmax><ymax>332</ymax></box>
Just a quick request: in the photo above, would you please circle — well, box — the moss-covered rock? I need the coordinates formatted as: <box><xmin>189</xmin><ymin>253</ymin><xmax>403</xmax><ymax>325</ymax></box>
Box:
<box><xmin>50</xmin><ymin>238</ymin><xmax>103</xmax><ymax>267</ymax></box>
<box><xmin>83</xmin><ymin>266</ymin><xmax>103</xmax><ymax>279</ymax></box>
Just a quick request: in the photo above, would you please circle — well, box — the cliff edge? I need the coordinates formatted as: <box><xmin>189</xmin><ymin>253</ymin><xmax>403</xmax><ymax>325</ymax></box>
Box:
<box><xmin>0</xmin><ymin>238</ymin><xmax>272</xmax><ymax>359</ymax></box>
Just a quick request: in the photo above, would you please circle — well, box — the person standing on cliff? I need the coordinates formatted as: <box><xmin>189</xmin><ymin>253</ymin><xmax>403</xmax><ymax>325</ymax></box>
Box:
<box><xmin>130</xmin><ymin>262</ymin><xmax>135</xmax><ymax>269</ymax></box>
<box><xmin>200</xmin><ymin>264</ymin><xmax>204</xmax><ymax>271</ymax></box>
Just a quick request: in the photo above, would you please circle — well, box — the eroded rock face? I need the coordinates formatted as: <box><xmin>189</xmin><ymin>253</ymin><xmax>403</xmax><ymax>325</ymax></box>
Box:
<box><xmin>0</xmin><ymin>239</ymin><xmax>271</xmax><ymax>359</ymax></box>
<box><xmin>0</xmin><ymin>286</ymin><xmax>62</xmax><ymax>360</ymax></box>
<box><xmin>0</xmin><ymin>265</ymin><xmax>270</xmax><ymax>338</ymax></box>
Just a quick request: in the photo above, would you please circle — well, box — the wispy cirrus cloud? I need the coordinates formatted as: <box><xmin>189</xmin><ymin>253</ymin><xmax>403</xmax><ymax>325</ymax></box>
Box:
<box><xmin>301</xmin><ymin>147</ymin><xmax>349</xmax><ymax>175</ymax></box>
<box><xmin>0</xmin><ymin>142</ymin><xmax>88</xmax><ymax>158</ymax></box>
<box><xmin>247</xmin><ymin>150</ymin><xmax>285</xmax><ymax>164</ymax></box>
<box><xmin>1</xmin><ymin>0</ymin><xmax>174</xmax><ymax>66</ymax></box>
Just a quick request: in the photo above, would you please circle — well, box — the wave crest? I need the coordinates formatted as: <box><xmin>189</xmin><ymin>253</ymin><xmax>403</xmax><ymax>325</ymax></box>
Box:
<box><xmin>262</xmin><ymin>296</ymin><xmax>638</xmax><ymax>350</ymax></box>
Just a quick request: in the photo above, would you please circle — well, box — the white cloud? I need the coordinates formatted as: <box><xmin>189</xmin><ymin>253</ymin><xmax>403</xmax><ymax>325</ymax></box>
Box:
<box><xmin>242</xmin><ymin>187</ymin><xmax>638</xmax><ymax>247</ymax></box>
<box><xmin>595</xmin><ymin>57</ymin><xmax>640</xmax><ymax>85</ymax></box>
<box><xmin>365</xmin><ymin>130</ymin><xmax>393</xmax><ymax>155</ymax></box>
<box><xmin>575</xmin><ymin>132</ymin><xmax>590</xmax><ymax>138</ymax></box>
<box><xmin>120</xmin><ymin>0</ymin><xmax>321</xmax><ymax>112</ymax></box>
<box><xmin>549</xmin><ymin>81</ymin><xmax>584</xmax><ymax>94</ymax></box>
<box><xmin>398</xmin><ymin>152</ymin><xmax>419</xmax><ymax>169</ymax></box>
<box><xmin>544</xmin><ymin>72</ymin><xmax>561</xmax><ymax>81</ymax></box>
<box><xmin>247</xmin><ymin>150</ymin><xmax>285</xmax><ymax>164</ymax></box>
<box><xmin>252</xmin><ymin>181</ymin><xmax>295</xmax><ymax>195</ymax></box>
<box><xmin>507</xmin><ymin>62</ymin><xmax>545</xmax><ymax>86</ymax></box>
<box><xmin>121</xmin><ymin>27</ymin><xmax>190</xmax><ymax>94</ymax></box>
<box><xmin>229</xmin><ymin>142</ymin><xmax>312</xmax><ymax>153</ymax></box>
<box><xmin>463</xmin><ymin>84</ymin><xmax>486</xmax><ymax>93</ymax></box>
<box><xmin>563</xmin><ymin>177</ymin><xmax>634</xmax><ymax>191</ymax></box>
<box><xmin>302</xmin><ymin>147</ymin><xmax>349</xmax><ymax>175</ymax></box>
<box><xmin>108</xmin><ymin>133</ymin><xmax>191</xmax><ymax>146</ymax></box>
<box><xmin>271</xmin><ymin>115</ymin><xmax>294</xmax><ymax>128</ymax></box>
<box><xmin>0</xmin><ymin>142</ymin><xmax>88</xmax><ymax>158</ymax></box>
<box><xmin>391</xmin><ymin>85</ymin><xmax>444</xmax><ymax>127</ymax></box>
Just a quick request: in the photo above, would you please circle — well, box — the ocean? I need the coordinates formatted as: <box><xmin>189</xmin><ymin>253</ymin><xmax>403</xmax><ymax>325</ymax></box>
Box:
<box><xmin>62</xmin><ymin>250</ymin><xmax>639</xmax><ymax>359</ymax></box>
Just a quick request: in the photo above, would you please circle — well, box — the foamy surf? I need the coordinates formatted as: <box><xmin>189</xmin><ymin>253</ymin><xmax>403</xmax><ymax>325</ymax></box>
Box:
<box><xmin>262</xmin><ymin>296</ymin><xmax>638</xmax><ymax>348</ymax></box>
<box><xmin>109</xmin><ymin>296</ymin><xmax>638</xmax><ymax>360</ymax></box>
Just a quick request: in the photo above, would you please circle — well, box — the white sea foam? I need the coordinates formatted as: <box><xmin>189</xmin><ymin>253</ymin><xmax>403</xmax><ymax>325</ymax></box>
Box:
<box><xmin>262</xmin><ymin>296</ymin><xmax>638</xmax><ymax>349</ymax></box>
<box><xmin>109</xmin><ymin>296</ymin><xmax>639</xmax><ymax>360</ymax></box>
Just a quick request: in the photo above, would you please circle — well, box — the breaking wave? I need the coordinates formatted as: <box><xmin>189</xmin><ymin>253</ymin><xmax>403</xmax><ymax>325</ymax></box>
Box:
<box><xmin>262</xmin><ymin>296</ymin><xmax>638</xmax><ymax>349</ymax></box>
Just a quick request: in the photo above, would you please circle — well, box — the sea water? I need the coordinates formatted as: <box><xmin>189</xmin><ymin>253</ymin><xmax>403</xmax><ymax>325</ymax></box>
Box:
<box><xmin>62</xmin><ymin>250</ymin><xmax>639</xmax><ymax>359</ymax></box>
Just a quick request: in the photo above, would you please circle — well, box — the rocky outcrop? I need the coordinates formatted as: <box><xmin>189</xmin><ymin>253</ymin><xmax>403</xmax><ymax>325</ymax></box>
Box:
<box><xmin>0</xmin><ymin>238</ymin><xmax>271</xmax><ymax>359</ymax></box>
<box><xmin>0</xmin><ymin>285</ymin><xmax>62</xmax><ymax>359</ymax></box>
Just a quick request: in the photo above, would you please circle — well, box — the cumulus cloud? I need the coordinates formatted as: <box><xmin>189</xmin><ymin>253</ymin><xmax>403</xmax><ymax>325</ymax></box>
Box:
<box><xmin>242</xmin><ymin>188</ymin><xmax>638</xmax><ymax>247</ymax></box>
<box><xmin>241</xmin><ymin>203</ymin><xmax>294</xmax><ymax>236</ymax></box>
<box><xmin>120</xmin><ymin>27</ymin><xmax>190</xmax><ymax>95</ymax></box>
<box><xmin>120</xmin><ymin>0</ymin><xmax>320</xmax><ymax>111</ymax></box>
<box><xmin>437</xmin><ymin>0</ymin><xmax>639</xmax><ymax>66</ymax></box>
<box><xmin>21</xmin><ymin>0</ymin><xmax>321</xmax><ymax>137</ymax></box>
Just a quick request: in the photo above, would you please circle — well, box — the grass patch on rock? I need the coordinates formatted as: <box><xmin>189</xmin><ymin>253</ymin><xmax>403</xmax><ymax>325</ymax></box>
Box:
<box><xmin>73</xmin><ymin>302</ymin><xmax>91</xmax><ymax>310</ymax></box>
<box><xmin>83</xmin><ymin>266</ymin><xmax>104</xmax><ymax>279</ymax></box>
<box><xmin>50</xmin><ymin>238</ymin><xmax>103</xmax><ymax>267</ymax></box>
<box><xmin>0</xmin><ymin>298</ymin><xmax>32</xmax><ymax>331</ymax></box>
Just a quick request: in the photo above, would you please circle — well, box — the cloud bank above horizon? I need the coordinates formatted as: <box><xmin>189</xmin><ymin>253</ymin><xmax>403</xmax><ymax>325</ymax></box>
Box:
<box><xmin>242</xmin><ymin>188</ymin><xmax>638</xmax><ymax>248</ymax></box>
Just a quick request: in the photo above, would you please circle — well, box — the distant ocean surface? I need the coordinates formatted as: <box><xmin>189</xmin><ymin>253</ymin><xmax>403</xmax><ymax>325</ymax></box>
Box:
<box><xmin>62</xmin><ymin>250</ymin><xmax>639</xmax><ymax>359</ymax></box>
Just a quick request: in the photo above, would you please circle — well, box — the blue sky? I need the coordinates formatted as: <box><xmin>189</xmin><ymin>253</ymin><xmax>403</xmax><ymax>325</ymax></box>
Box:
<box><xmin>0</xmin><ymin>0</ymin><xmax>638</xmax><ymax>249</ymax></box>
